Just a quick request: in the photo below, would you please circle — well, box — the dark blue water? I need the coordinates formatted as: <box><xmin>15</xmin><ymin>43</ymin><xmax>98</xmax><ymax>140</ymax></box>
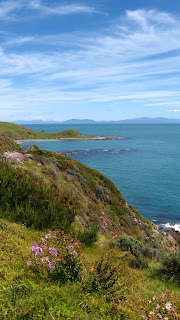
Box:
<box><xmin>19</xmin><ymin>124</ymin><xmax>180</xmax><ymax>229</ymax></box>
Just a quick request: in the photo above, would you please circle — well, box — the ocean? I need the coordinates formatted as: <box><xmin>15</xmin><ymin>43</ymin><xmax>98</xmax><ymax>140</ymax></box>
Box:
<box><xmin>19</xmin><ymin>123</ymin><xmax>180</xmax><ymax>231</ymax></box>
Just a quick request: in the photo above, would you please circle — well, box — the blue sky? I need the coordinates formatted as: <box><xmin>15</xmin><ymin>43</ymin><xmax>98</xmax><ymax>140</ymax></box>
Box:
<box><xmin>1</xmin><ymin>0</ymin><xmax>180</xmax><ymax>121</ymax></box>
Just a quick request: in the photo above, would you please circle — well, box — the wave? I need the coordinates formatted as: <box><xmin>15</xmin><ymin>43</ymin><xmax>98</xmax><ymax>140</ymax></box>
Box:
<box><xmin>159</xmin><ymin>222</ymin><xmax>180</xmax><ymax>232</ymax></box>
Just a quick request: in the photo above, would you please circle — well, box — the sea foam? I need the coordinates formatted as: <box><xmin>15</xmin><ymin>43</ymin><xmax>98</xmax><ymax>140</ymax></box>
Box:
<box><xmin>160</xmin><ymin>223</ymin><xmax>180</xmax><ymax>232</ymax></box>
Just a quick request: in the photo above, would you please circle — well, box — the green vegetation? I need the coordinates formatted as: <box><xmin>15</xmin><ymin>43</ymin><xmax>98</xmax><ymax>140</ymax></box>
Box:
<box><xmin>0</xmin><ymin>159</ymin><xmax>76</xmax><ymax>230</ymax></box>
<box><xmin>0</xmin><ymin>133</ymin><xmax>24</xmax><ymax>153</ymax></box>
<box><xmin>76</xmin><ymin>226</ymin><xmax>98</xmax><ymax>247</ymax></box>
<box><xmin>0</xmin><ymin>130</ymin><xmax>180</xmax><ymax>319</ymax></box>
<box><xmin>0</xmin><ymin>121</ymin><xmax>92</xmax><ymax>140</ymax></box>
<box><xmin>162</xmin><ymin>251</ymin><xmax>180</xmax><ymax>282</ymax></box>
<box><xmin>1</xmin><ymin>219</ymin><xmax>180</xmax><ymax>319</ymax></box>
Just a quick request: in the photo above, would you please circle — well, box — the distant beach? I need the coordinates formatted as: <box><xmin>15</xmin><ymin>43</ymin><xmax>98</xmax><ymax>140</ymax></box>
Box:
<box><xmin>16</xmin><ymin>136</ymin><xmax>124</xmax><ymax>144</ymax></box>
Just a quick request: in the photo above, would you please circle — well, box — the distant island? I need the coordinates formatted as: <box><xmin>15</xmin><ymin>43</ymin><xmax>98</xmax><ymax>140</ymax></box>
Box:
<box><xmin>13</xmin><ymin>117</ymin><xmax>180</xmax><ymax>124</ymax></box>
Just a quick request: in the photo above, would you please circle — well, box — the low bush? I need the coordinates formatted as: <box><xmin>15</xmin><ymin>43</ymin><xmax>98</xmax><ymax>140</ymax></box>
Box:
<box><xmin>27</xmin><ymin>230</ymin><xmax>82</xmax><ymax>282</ymax></box>
<box><xmin>83</xmin><ymin>253</ymin><xmax>127</xmax><ymax>303</ymax></box>
<box><xmin>0</xmin><ymin>159</ymin><xmax>77</xmax><ymax>230</ymax></box>
<box><xmin>130</xmin><ymin>255</ymin><xmax>148</xmax><ymax>269</ymax></box>
<box><xmin>77</xmin><ymin>226</ymin><xmax>98</xmax><ymax>247</ymax></box>
<box><xmin>117</xmin><ymin>235</ymin><xmax>143</xmax><ymax>257</ymax></box>
<box><xmin>162</xmin><ymin>251</ymin><xmax>180</xmax><ymax>281</ymax></box>
<box><xmin>118</xmin><ymin>235</ymin><xmax>160</xmax><ymax>260</ymax></box>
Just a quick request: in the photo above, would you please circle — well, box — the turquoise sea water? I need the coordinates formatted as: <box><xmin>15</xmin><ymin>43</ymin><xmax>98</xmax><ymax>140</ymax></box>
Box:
<box><xmin>19</xmin><ymin>124</ymin><xmax>180</xmax><ymax>230</ymax></box>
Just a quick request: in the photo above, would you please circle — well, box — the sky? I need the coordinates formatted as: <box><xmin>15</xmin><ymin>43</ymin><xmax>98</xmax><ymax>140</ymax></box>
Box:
<box><xmin>1</xmin><ymin>0</ymin><xmax>180</xmax><ymax>121</ymax></box>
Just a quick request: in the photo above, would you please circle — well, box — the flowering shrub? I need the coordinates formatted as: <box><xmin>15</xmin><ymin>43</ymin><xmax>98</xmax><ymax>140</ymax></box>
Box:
<box><xmin>3</xmin><ymin>151</ymin><xmax>32</xmax><ymax>163</ymax></box>
<box><xmin>27</xmin><ymin>230</ymin><xmax>82</xmax><ymax>282</ymax></box>
<box><xmin>138</xmin><ymin>292</ymin><xmax>180</xmax><ymax>319</ymax></box>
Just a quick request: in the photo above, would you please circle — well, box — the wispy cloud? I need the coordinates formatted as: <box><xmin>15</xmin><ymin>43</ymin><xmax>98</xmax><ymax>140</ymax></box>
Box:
<box><xmin>29</xmin><ymin>0</ymin><xmax>98</xmax><ymax>15</ymax></box>
<box><xmin>1</xmin><ymin>8</ymin><xmax>180</xmax><ymax>119</ymax></box>
<box><xmin>0</xmin><ymin>1</ymin><xmax>21</xmax><ymax>20</ymax></box>
<box><xmin>167</xmin><ymin>109</ymin><xmax>180</xmax><ymax>113</ymax></box>
<box><xmin>0</xmin><ymin>0</ymin><xmax>99</xmax><ymax>21</ymax></box>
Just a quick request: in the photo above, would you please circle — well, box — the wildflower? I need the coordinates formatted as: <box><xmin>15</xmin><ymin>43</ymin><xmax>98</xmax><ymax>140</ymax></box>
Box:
<box><xmin>149</xmin><ymin>311</ymin><xmax>155</xmax><ymax>315</ymax></box>
<box><xmin>37</xmin><ymin>162</ymin><xmax>42</xmax><ymax>166</ymax></box>
<box><xmin>165</xmin><ymin>302</ymin><xmax>172</xmax><ymax>311</ymax></box>
<box><xmin>48</xmin><ymin>262</ymin><xmax>55</xmax><ymax>269</ymax></box>
<box><xmin>27</xmin><ymin>260</ymin><xmax>31</xmax><ymax>266</ymax></box>
<box><xmin>153</xmin><ymin>296</ymin><xmax>158</xmax><ymax>301</ymax></box>
<box><xmin>31</xmin><ymin>243</ymin><xmax>43</xmax><ymax>256</ymax></box>
<box><xmin>157</xmin><ymin>314</ymin><xmax>162</xmax><ymax>319</ymax></box>
<box><xmin>49</xmin><ymin>247</ymin><xmax>58</xmax><ymax>257</ymax></box>
<box><xmin>155</xmin><ymin>304</ymin><xmax>160</xmax><ymax>309</ymax></box>
<box><xmin>141</xmin><ymin>315</ymin><xmax>146</xmax><ymax>319</ymax></box>
<box><xmin>3</xmin><ymin>151</ymin><xmax>26</xmax><ymax>163</ymax></box>
<box><xmin>73</xmin><ymin>251</ymin><xmax>77</xmax><ymax>256</ymax></box>
<box><xmin>68</xmin><ymin>245</ymin><xmax>73</xmax><ymax>250</ymax></box>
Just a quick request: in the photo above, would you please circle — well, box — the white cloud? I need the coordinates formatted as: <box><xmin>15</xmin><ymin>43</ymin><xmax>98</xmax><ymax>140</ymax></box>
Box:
<box><xmin>1</xmin><ymin>8</ymin><xmax>180</xmax><ymax>119</ymax></box>
<box><xmin>0</xmin><ymin>0</ymin><xmax>98</xmax><ymax>21</ymax></box>
<box><xmin>29</xmin><ymin>0</ymin><xmax>98</xmax><ymax>15</ymax></box>
<box><xmin>167</xmin><ymin>109</ymin><xmax>180</xmax><ymax>113</ymax></box>
<box><xmin>0</xmin><ymin>1</ymin><xmax>21</xmax><ymax>20</ymax></box>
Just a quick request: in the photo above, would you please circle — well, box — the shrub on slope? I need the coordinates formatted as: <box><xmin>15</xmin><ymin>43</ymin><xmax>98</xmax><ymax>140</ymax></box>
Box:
<box><xmin>0</xmin><ymin>159</ymin><xmax>77</xmax><ymax>230</ymax></box>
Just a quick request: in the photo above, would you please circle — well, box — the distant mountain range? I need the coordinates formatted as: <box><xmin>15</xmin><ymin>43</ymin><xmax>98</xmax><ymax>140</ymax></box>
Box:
<box><xmin>13</xmin><ymin>117</ymin><xmax>180</xmax><ymax>124</ymax></box>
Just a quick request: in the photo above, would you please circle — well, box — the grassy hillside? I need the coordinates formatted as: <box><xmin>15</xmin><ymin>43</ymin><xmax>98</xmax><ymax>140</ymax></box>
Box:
<box><xmin>1</xmin><ymin>136</ymin><xmax>180</xmax><ymax>319</ymax></box>
<box><xmin>0</xmin><ymin>133</ymin><xmax>24</xmax><ymax>153</ymax></box>
<box><xmin>0</xmin><ymin>121</ymin><xmax>88</xmax><ymax>140</ymax></box>
<box><xmin>0</xmin><ymin>146</ymin><xmax>174</xmax><ymax>250</ymax></box>
<box><xmin>1</xmin><ymin>218</ymin><xmax>180</xmax><ymax>319</ymax></box>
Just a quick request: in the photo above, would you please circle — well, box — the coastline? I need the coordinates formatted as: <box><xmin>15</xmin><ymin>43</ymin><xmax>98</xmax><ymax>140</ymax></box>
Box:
<box><xmin>15</xmin><ymin>136</ymin><xmax>124</xmax><ymax>143</ymax></box>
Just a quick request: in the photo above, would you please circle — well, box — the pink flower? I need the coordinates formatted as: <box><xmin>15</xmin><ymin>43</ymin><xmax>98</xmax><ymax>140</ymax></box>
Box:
<box><xmin>48</xmin><ymin>262</ymin><xmax>55</xmax><ymax>269</ymax></box>
<box><xmin>153</xmin><ymin>296</ymin><xmax>158</xmax><ymax>300</ymax></box>
<box><xmin>165</xmin><ymin>302</ymin><xmax>172</xmax><ymax>311</ymax></box>
<box><xmin>49</xmin><ymin>247</ymin><xmax>57</xmax><ymax>257</ymax></box>
<box><xmin>73</xmin><ymin>251</ymin><xmax>77</xmax><ymax>256</ymax></box>
<box><xmin>68</xmin><ymin>245</ymin><xmax>73</xmax><ymax>250</ymax></box>
<box><xmin>27</xmin><ymin>260</ymin><xmax>31</xmax><ymax>266</ymax></box>
<box><xmin>30</xmin><ymin>243</ymin><xmax>43</xmax><ymax>256</ymax></box>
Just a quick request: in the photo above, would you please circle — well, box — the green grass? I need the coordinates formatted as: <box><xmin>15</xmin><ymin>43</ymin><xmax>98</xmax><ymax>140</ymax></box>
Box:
<box><xmin>1</xmin><ymin>134</ymin><xmax>180</xmax><ymax>319</ymax></box>
<box><xmin>0</xmin><ymin>133</ymin><xmax>24</xmax><ymax>153</ymax></box>
<box><xmin>0</xmin><ymin>121</ymin><xmax>94</xmax><ymax>140</ymax></box>
<box><xmin>1</xmin><ymin>219</ymin><xmax>180</xmax><ymax>320</ymax></box>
